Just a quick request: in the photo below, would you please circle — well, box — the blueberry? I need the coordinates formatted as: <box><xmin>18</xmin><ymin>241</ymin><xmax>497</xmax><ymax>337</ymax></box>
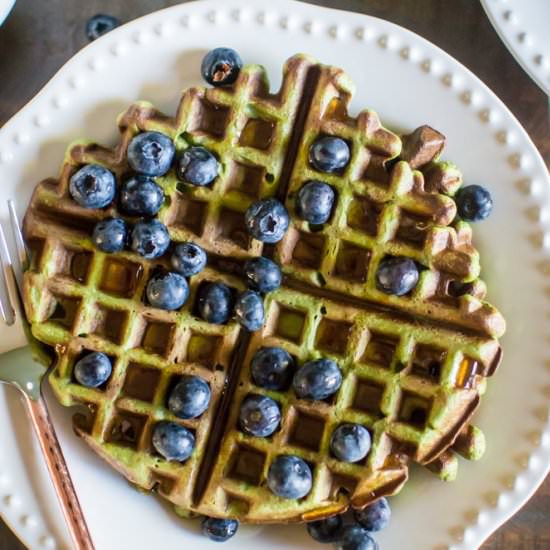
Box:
<box><xmin>267</xmin><ymin>455</ymin><xmax>312</xmax><ymax>499</ymax></box>
<box><xmin>455</xmin><ymin>184</ymin><xmax>493</xmax><ymax>222</ymax></box>
<box><xmin>168</xmin><ymin>375</ymin><xmax>211</xmax><ymax>419</ymax></box>
<box><xmin>340</xmin><ymin>525</ymin><xmax>378</xmax><ymax>550</ymax></box>
<box><xmin>171</xmin><ymin>242</ymin><xmax>207</xmax><ymax>277</ymax></box>
<box><xmin>127</xmin><ymin>131</ymin><xmax>175</xmax><ymax>177</ymax></box>
<box><xmin>245</xmin><ymin>199</ymin><xmax>289</xmax><ymax>243</ymax></box>
<box><xmin>120</xmin><ymin>175</ymin><xmax>164</xmax><ymax>217</ymax></box>
<box><xmin>152</xmin><ymin>421</ymin><xmax>195</xmax><ymax>462</ymax></box>
<box><xmin>296</xmin><ymin>181</ymin><xmax>335</xmax><ymax>224</ymax></box>
<box><xmin>146</xmin><ymin>272</ymin><xmax>189</xmax><ymax>311</ymax></box>
<box><xmin>250</xmin><ymin>347</ymin><xmax>294</xmax><ymax>391</ymax></box>
<box><xmin>74</xmin><ymin>352</ymin><xmax>112</xmax><ymax>388</ymax></box>
<box><xmin>197</xmin><ymin>282</ymin><xmax>233</xmax><ymax>324</ymax></box>
<box><xmin>353</xmin><ymin>498</ymin><xmax>391</xmax><ymax>532</ymax></box>
<box><xmin>243</xmin><ymin>257</ymin><xmax>282</xmax><ymax>293</ymax></box>
<box><xmin>201</xmin><ymin>47</ymin><xmax>243</xmax><ymax>87</ymax></box>
<box><xmin>234</xmin><ymin>290</ymin><xmax>264</xmax><ymax>331</ymax></box>
<box><xmin>69</xmin><ymin>164</ymin><xmax>116</xmax><ymax>209</ymax></box>
<box><xmin>85</xmin><ymin>14</ymin><xmax>120</xmax><ymax>41</ymax></box>
<box><xmin>92</xmin><ymin>218</ymin><xmax>127</xmax><ymax>253</ymax></box>
<box><xmin>307</xmin><ymin>515</ymin><xmax>344</xmax><ymax>544</ymax></box>
<box><xmin>130</xmin><ymin>219</ymin><xmax>170</xmax><ymax>259</ymax></box>
<box><xmin>239</xmin><ymin>394</ymin><xmax>281</xmax><ymax>437</ymax></box>
<box><xmin>375</xmin><ymin>256</ymin><xmax>419</xmax><ymax>296</ymax></box>
<box><xmin>293</xmin><ymin>359</ymin><xmax>342</xmax><ymax>401</ymax></box>
<box><xmin>330</xmin><ymin>424</ymin><xmax>372</xmax><ymax>463</ymax></box>
<box><xmin>309</xmin><ymin>135</ymin><xmax>351</xmax><ymax>173</ymax></box>
<box><xmin>201</xmin><ymin>517</ymin><xmax>239</xmax><ymax>542</ymax></box>
<box><xmin>176</xmin><ymin>146</ymin><xmax>219</xmax><ymax>186</ymax></box>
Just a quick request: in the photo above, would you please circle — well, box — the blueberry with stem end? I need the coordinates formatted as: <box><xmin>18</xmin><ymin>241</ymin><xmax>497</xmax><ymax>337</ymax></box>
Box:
<box><xmin>245</xmin><ymin>199</ymin><xmax>289</xmax><ymax>243</ymax></box>
<box><xmin>201</xmin><ymin>47</ymin><xmax>243</xmax><ymax>87</ymax></box>
<box><xmin>130</xmin><ymin>219</ymin><xmax>170</xmax><ymax>259</ymax></box>
<box><xmin>69</xmin><ymin>164</ymin><xmax>116</xmax><ymax>209</ymax></box>
<box><xmin>171</xmin><ymin>242</ymin><xmax>207</xmax><ymax>277</ymax></box>
<box><xmin>127</xmin><ymin>131</ymin><xmax>175</xmax><ymax>177</ymax></box>
<box><xmin>85</xmin><ymin>14</ymin><xmax>120</xmax><ymax>41</ymax></box>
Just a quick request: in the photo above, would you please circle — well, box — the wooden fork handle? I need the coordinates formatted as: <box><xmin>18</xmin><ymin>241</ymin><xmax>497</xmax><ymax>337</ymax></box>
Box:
<box><xmin>24</xmin><ymin>394</ymin><xmax>95</xmax><ymax>550</ymax></box>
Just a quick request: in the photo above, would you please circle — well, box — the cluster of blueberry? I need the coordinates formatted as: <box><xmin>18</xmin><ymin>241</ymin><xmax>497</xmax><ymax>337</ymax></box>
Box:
<box><xmin>307</xmin><ymin>133</ymin><xmax>495</xmax><ymax>299</ymax></box>
<box><xmin>70</xmin><ymin>348</ymin><xmax>369</xmax><ymax>504</ymax></box>
<box><xmin>307</xmin><ymin>497</ymin><xmax>391</xmax><ymax>549</ymax></box>
<box><xmin>294</xmin><ymin>134</ymin><xmax>350</xmax><ymax>226</ymax></box>
<box><xmin>71</xmin><ymin>351</ymin><xmax>208</xmax><ymax>462</ymax></box>
<box><xmin>152</xmin><ymin>374</ymin><xmax>212</xmax><ymax>461</ymax></box>
<box><xmin>69</xmin><ymin>131</ymin><xmax>216</xmax><ymax>313</ymax></box>
<box><xmin>241</xmin><ymin>135</ymin><xmax>350</xmax><ymax>244</ymax></box>
<box><xmin>294</xmin><ymin>133</ymin><xmax>425</xmax><ymax>297</ymax></box>
<box><xmin>240</xmin><ymin>348</ymin><xmax>371</xmax><ymax>502</ymax></box>
<box><xmin>201</xmin><ymin>495</ymin><xmax>391</xmax><ymax>548</ymax></box>
<box><xmin>200</xmin><ymin>255</ymin><xmax>282</xmax><ymax>331</ymax></box>
<box><xmin>68</xmin><ymin>48</ymin><xmax>290</xmax><ymax>332</ymax></box>
<box><xmin>70</xmin><ymin>128</ymin><xmax>215</xmax><ymax>244</ymax></box>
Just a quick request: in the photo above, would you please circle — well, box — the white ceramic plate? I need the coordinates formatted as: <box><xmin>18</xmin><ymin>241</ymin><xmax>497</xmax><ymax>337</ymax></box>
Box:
<box><xmin>1</xmin><ymin>1</ymin><xmax>550</xmax><ymax>548</ymax></box>
<box><xmin>0</xmin><ymin>0</ymin><xmax>15</xmax><ymax>26</ymax></box>
<box><xmin>481</xmin><ymin>0</ymin><xmax>550</xmax><ymax>96</ymax></box>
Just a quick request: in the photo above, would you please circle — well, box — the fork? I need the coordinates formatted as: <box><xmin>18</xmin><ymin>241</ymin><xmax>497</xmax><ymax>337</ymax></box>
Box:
<box><xmin>0</xmin><ymin>200</ymin><xmax>95</xmax><ymax>550</ymax></box>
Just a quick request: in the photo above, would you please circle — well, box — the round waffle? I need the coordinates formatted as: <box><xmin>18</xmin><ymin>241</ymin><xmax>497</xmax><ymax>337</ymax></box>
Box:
<box><xmin>22</xmin><ymin>54</ymin><xmax>504</xmax><ymax>523</ymax></box>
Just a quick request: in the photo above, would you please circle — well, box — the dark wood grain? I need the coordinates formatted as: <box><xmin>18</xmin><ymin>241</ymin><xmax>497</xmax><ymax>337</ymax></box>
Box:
<box><xmin>0</xmin><ymin>1</ymin><xmax>548</xmax><ymax>549</ymax></box>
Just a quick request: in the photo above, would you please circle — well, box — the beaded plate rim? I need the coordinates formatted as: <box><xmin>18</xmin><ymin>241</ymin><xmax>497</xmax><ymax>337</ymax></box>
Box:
<box><xmin>480</xmin><ymin>0</ymin><xmax>550</xmax><ymax>96</ymax></box>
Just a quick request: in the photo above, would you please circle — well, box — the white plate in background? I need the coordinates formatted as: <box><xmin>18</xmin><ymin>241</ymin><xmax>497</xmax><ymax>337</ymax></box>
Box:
<box><xmin>0</xmin><ymin>0</ymin><xmax>14</xmax><ymax>26</ymax></box>
<box><xmin>481</xmin><ymin>0</ymin><xmax>550</xmax><ymax>96</ymax></box>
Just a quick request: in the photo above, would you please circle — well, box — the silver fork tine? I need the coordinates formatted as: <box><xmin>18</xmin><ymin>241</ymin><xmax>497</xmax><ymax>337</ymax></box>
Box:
<box><xmin>0</xmin><ymin>223</ymin><xmax>16</xmax><ymax>325</ymax></box>
<box><xmin>8</xmin><ymin>200</ymin><xmax>28</xmax><ymax>289</ymax></box>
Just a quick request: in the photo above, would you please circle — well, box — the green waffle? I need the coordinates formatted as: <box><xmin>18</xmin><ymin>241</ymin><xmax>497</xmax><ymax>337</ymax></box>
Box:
<box><xmin>22</xmin><ymin>54</ymin><xmax>504</xmax><ymax>524</ymax></box>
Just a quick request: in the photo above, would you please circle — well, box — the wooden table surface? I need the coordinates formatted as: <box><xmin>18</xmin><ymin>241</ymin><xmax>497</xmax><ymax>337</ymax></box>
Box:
<box><xmin>0</xmin><ymin>1</ymin><xmax>548</xmax><ymax>548</ymax></box>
